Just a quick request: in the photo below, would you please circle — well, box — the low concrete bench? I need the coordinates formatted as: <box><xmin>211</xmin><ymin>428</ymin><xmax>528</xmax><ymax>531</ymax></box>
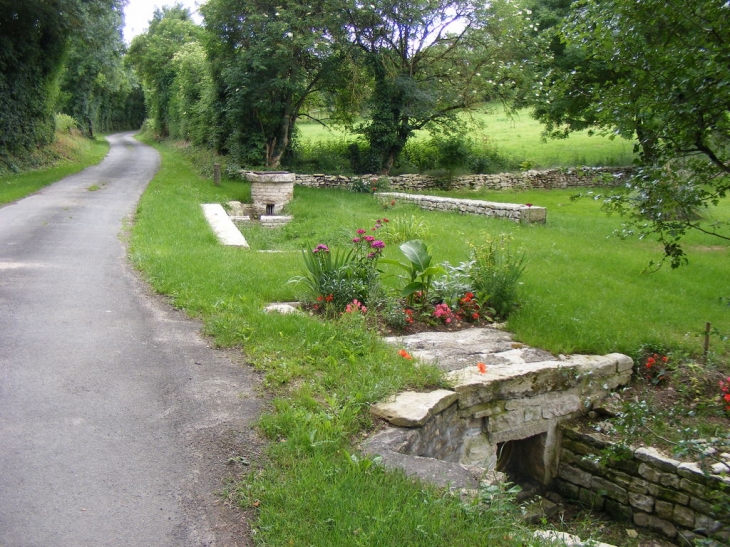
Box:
<box><xmin>380</xmin><ymin>192</ymin><xmax>546</xmax><ymax>224</ymax></box>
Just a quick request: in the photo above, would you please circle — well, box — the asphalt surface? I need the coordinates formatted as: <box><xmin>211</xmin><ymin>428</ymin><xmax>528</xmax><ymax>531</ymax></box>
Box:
<box><xmin>0</xmin><ymin>133</ymin><xmax>262</xmax><ymax>547</ymax></box>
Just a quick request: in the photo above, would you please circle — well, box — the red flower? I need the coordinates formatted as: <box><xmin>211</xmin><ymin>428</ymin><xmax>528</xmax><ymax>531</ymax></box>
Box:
<box><xmin>399</xmin><ymin>349</ymin><xmax>413</xmax><ymax>360</ymax></box>
<box><xmin>477</xmin><ymin>362</ymin><xmax>487</xmax><ymax>374</ymax></box>
<box><xmin>325</xmin><ymin>294</ymin><xmax>334</xmax><ymax>303</ymax></box>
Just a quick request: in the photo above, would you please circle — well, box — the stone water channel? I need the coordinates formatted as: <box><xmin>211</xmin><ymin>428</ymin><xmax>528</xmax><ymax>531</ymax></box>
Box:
<box><xmin>362</xmin><ymin>327</ymin><xmax>729</xmax><ymax>546</ymax></box>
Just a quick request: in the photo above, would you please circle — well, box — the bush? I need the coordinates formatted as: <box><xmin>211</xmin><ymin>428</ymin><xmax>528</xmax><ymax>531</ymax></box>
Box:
<box><xmin>54</xmin><ymin>113</ymin><xmax>79</xmax><ymax>135</ymax></box>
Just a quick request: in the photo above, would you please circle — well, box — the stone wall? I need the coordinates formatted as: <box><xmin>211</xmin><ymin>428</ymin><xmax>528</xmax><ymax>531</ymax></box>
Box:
<box><xmin>380</xmin><ymin>192</ymin><xmax>547</xmax><ymax>224</ymax></box>
<box><xmin>295</xmin><ymin>167</ymin><xmax>632</xmax><ymax>192</ymax></box>
<box><xmin>556</xmin><ymin>427</ymin><xmax>730</xmax><ymax>545</ymax></box>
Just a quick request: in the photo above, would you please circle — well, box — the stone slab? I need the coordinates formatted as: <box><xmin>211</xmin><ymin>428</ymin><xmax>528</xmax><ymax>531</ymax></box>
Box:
<box><xmin>201</xmin><ymin>203</ymin><xmax>249</xmax><ymax>247</ymax></box>
<box><xmin>370</xmin><ymin>389</ymin><xmax>459</xmax><ymax>427</ymax></box>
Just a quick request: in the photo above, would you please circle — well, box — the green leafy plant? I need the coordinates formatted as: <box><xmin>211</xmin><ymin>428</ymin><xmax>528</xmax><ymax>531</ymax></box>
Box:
<box><xmin>469</xmin><ymin>233</ymin><xmax>526</xmax><ymax>319</ymax></box>
<box><xmin>432</xmin><ymin>260</ymin><xmax>475</xmax><ymax>308</ymax></box>
<box><xmin>382</xmin><ymin>240</ymin><xmax>444</xmax><ymax>307</ymax></box>
<box><xmin>380</xmin><ymin>214</ymin><xmax>429</xmax><ymax>244</ymax></box>
<box><xmin>290</xmin><ymin>227</ymin><xmax>386</xmax><ymax>312</ymax></box>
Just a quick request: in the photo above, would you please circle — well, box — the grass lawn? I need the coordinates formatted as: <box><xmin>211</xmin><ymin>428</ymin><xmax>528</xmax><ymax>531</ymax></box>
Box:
<box><xmin>0</xmin><ymin>132</ymin><xmax>110</xmax><ymax>205</ymax></box>
<box><xmin>130</xmin><ymin>137</ymin><xmax>728</xmax><ymax>546</ymax></box>
<box><xmin>297</xmin><ymin>103</ymin><xmax>637</xmax><ymax>169</ymax></box>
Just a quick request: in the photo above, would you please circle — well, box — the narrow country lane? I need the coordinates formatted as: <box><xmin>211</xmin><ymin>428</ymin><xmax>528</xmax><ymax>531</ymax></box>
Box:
<box><xmin>0</xmin><ymin>133</ymin><xmax>262</xmax><ymax>547</ymax></box>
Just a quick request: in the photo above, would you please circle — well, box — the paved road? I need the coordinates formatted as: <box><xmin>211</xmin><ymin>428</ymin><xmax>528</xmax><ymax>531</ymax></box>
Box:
<box><xmin>0</xmin><ymin>133</ymin><xmax>262</xmax><ymax>546</ymax></box>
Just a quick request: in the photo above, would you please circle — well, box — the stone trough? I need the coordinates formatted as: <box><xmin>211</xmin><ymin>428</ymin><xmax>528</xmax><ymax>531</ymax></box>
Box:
<box><xmin>363</xmin><ymin>328</ymin><xmax>633</xmax><ymax>490</ymax></box>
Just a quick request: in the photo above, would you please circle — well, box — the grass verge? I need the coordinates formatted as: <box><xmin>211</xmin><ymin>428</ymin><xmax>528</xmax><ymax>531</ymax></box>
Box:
<box><xmin>0</xmin><ymin>132</ymin><xmax>110</xmax><ymax>205</ymax></box>
<box><xmin>130</xmin><ymin>137</ymin><xmax>728</xmax><ymax>546</ymax></box>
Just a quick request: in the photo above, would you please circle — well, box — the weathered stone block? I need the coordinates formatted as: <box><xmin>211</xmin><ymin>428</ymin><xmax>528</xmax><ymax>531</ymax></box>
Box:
<box><xmin>605</xmin><ymin>469</ymin><xmax>633</xmax><ymax>489</ymax></box>
<box><xmin>694</xmin><ymin>513</ymin><xmax>726</xmax><ymax>535</ymax></box>
<box><xmin>635</xmin><ymin>447</ymin><xmax>680</xmax><ymax>472</ymax></box>
<box><xmin>677</xmin><ymin>461</ymin><xmax>708</xmax><ymax>483</ymax></box>
<box><xmin>370</xmin><ymin>390</ymin><xmax>458</xmax><ymax>427</ymax></box>
<box><xmin>592</xmin><ymin>476</ymin><xmax>628</xmax><ymax>504</ymax></box>
<box><xmin>638</xmin><ymin>463</ymin><xmax>662</xmax><ymax>483</ymax></box>
<box><xmin>560</xmin><ymin>448</ymin><xmax>577</xmax><ymax>464</ymax></box>
<box><xmin>655</xmin><ymin>500</ymin><xmax>674</xmax><ymax>520</ymax></box>
<box><xmin>628</xmin><ymin>491</ymin><xmax>655</xmax><ymax>512</ymax></box>
<box><xmin>679</xmin><ymin>477</ymin><xmax>708</xmax><ymax>497</ymax></box>
<box><xmin>690</xmin><ymin>496</ymin><xmax>723</xmax><ymax>519</ymax></box>
<box><xmin>659</xmin><ymin>472</ymin><xmax>680</xmax><ymax>489</ymax></box>
<box><xmin>673</xmin><ymin>505</ymin><xmax>696</xmax><ymax>528</ymax></box>
<box><xmin>559</xmin><ymin>463</ymin><xmax>593</xmax><ymax>488</ymax></box>
<box><xmin>633</xmin><ymin>512</ymin><xmax>678</xmax><ymax>539</ymax></box>
<box><xmin>648</xmin><ymin>483</ymin><xmax>689</xmax><ymax>505</ymax></box>
<box><xmin>629</xmin><ymin>477</ymin><xmax>650</xmax><ymax>494</ymax></box>
<box><xmin>553</xmin><ymin>478</ymin><xmax>581</xmax><ymax>499</ymax></box>
<box><xmin>542</xmin><ymin>394</ymin><xmax>581</xmax><ymax>419</ymax></box>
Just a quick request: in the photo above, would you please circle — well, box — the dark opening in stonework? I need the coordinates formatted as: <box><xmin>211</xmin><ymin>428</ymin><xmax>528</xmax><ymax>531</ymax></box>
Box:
<box><xmin>266</xmin><ymin>204</ymin><xmax>274</xmax><ymax>215</ymax></box>
<box><xmin>496</xmin><ymin>433</ymin><xmax>547</xmax><ymax>487</ymax></box>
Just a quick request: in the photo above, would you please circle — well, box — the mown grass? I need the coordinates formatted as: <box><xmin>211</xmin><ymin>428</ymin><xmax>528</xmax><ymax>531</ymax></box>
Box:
<box><xmin>297</xmin><ymin>103</ymin><xmax>637</xmax><ymax>169</ymax></box>
<box><xmin>0</xmin><ymin>132</ymin><xmax>110</xmax><ymax>205</ymax></box>
<box><xmin>130</xmin><ymin>138</ymin><xmax>728</xmax><ymax>546</ymax></box>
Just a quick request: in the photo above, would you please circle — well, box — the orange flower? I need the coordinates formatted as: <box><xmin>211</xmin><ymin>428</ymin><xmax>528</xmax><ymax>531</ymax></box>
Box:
<box><xmin>398</xmin><ymin>349</ymin><xmax>412</xmax><ymax>360</ymax></box>
<box><xmin>477</xmin><ymin>362</ymin><xmax>487</xmax><ymax>374</ymax></box>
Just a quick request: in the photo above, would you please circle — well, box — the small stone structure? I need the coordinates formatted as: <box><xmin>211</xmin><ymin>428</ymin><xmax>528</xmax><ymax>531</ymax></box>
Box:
<box><xmin>364</xmin><ymin>328</ymin><xmax>633</xmax><ymax>489</ymax></box>
<box><xmin>557</xmin><ymin>427</ymin><xmax>730</xmax><ymax>545</ymax></box>
<box><xmin>244</xmin><ymin>171</ymin><xmax>295</xmax><ymax>216</ymax></box>
<box><xmin>380</xmin><ymin>192</ymin><xmax>546</xmax><ymax>224</ymax></box>
<box><xmin>295</xmin><ymin>167</ymin><xmax>631</xmax><ymax>192</ymax></box>
<box><xmin>200</xmin><ymin>203</ymin><xmax>249</xmax><ymax>247</ymax></box>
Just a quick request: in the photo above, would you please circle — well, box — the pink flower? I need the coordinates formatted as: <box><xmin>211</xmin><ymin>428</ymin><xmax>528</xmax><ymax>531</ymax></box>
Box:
<box><xmin>356</xmin><ymin>229</ymin><xmax>366</xmax><ymax>235</ymax></box>
<box><xmin>370</xmin><ymin>240</ymin><xmax>385</xmax><ymax>249</ymax></box>
<box><xmin>353</xmin><ymin>238</ymin><xmax>361</xmax><ymax>243</ymax></box>
<box><xmin>364</xmin><ymin>235</ymin><xmax>375</xmax><ymax>242</ymax></box>
<box><xmin>313</xmin><ymin>244</ymin><xmax>329</xmax><ymax>253</ymax></box>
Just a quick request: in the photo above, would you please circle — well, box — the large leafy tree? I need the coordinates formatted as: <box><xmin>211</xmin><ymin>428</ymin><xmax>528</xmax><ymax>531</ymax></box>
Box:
<box><xmin>335</xmin><ymin>0</ymin><xmax>535</xmax><ymax>174</ymax></box>
<box><xmin>58</xmin><ymin>0</ymin><xmax>137</xmax><ymax>137</ymax></box>
<box><xmin>127</xmin><ymin>5</ymin><xmax>202</xmax><ymax>137</ymax></box>
<box><xmin>532</xmin><ymin>0</ymin><xmax>730</xmax><ymax>267</ymax></box>
<box><xmin>202</xmin><ymin>0</ymin><xmax>344</xmax><ymax>168</ymax></box>
<box><xmin>0</xmin><ymin>1</ymin><xmax>106</xmax><ymax>161</ymax></box>
<box><xmin>0</xmin><ymin>0</ymin><xmax>138</xmax><ymax>166</ymax></box>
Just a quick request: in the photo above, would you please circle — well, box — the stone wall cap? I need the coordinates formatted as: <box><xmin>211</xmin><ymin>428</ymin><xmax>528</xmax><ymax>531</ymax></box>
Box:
<box><xmin>635</xmin><ymin>446</ymin><xmax>681</xmax><ymax>471</ymax></box>
<box><xmin>370</xmin><ymin>389</ymin><xmax>458</xmax><ymax>427</ymax></box>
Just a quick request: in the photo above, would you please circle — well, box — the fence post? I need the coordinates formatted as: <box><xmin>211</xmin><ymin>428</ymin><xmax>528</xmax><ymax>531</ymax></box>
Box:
<box><xmin>213</xmin><ymin>163</ymin><xmax>221</xmax><ymax>186</ymax></box>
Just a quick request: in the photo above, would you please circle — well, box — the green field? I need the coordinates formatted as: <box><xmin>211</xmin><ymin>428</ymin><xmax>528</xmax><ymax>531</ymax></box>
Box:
<box><xmin>297</xmin><ymin>103</ymin><xmax>637</xmax><ymax>169</ymax></box>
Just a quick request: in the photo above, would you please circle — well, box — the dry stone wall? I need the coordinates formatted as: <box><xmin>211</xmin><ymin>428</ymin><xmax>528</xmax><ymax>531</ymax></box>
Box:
<box><xmin>295</xmin><ymin>167</ymin><xmax>632</xmax><ymax>192</ymax></box>
<box><xmin>380</xmin><ymin>192</ymin><xmax>546</xmax><ymax>224</ymax></box>
<box><xmin>556</xmin><ymin>426</ymin><xmax>730</xmax><ymax>546</ymax></box>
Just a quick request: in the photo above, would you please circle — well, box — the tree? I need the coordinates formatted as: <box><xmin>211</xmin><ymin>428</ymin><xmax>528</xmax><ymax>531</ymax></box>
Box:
<box><xmin>531</xmin><ymin>0</ymin><xmax>730</xmax><ymax>267</ymax></box>
<box><xmin>202</xmin><ymin>0</ymin><xmax>345</xmax><ymax>168</ymax></box>
<box><xmin>58</xmin><ymin>0</ymin><xmax>135</xmax><ymax>137</ymax></box>
<box><xmin>0</xmin><ymin>0</ymin><xmax>84</xmax><ymax>161</ymax></box>
<box><xmin>127</xmin><ymin>5</ymin><xmax>202</xmax><ymax>137</ymax></box>
<box><xmin>335</xmin><ymin>0</ymin><xmax>535</xmax><ymax>174</ymax></box>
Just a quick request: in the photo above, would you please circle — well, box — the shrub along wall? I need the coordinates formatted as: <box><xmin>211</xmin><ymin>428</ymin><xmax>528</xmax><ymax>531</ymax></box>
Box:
<box><xmin>555</xmin><ymin>426</ymin><xmax>730</xmax><ymax>546</ymax></box>
<box><xmin>295</xmin><ymin>167</ymin><xmax>632</xmax><ymax>191</ymax></box>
